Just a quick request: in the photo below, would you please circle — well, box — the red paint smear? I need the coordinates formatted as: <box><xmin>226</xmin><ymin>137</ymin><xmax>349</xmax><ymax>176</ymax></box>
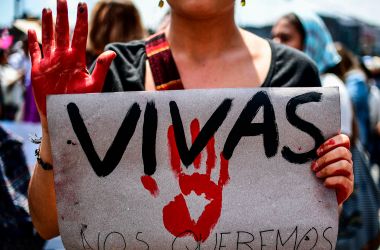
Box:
<box><xmin>330</xmin><ymin>168</ymin><xmax>352</xmax><ymax>178</ymax></box>
<box><xmin>191</xmin><ymin>119</ymin><xmax>201</xmax><ymax>169</ymax></box>
<box><xmin>168</xmin><ymin>125</ymin><xmax>181</xmax><ymax>177</ymax></box>
<box><xmin>326</xmin><ymin>182</ymin><xmax>349</xmax><ymax>206</ymax></box>
<box><xmin>326</xmin><ymin>139</ymin><xmax>336</xmax><ymax>146</ymax></box>
<box><xmin>141</xmin><ymin>175</ymin><xmax>159</xmax><ymax>198</ymax></box>
<box><xmin>206</xmin><ymin>137</ymin><xmax>216</xmax><ymax>176</ymax></box>
<box><xmin>336</xmin><ymin>183</ymin><xmax>349</xmax><ymax>205</ymax></box>
<box><xmin>218</xmin><ymin>153</ymin><xmax>230</xmax><ymax>187</ymax></box>
<box><xmin>319</xmin><ymin>139</ymin><xmax>335</xmax><ymax>154</ymax></box>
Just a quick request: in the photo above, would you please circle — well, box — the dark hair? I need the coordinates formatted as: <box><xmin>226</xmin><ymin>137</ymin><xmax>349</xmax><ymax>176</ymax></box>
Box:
<box><xmin>87</xmin><ymin>0</ymin><xmax>146</xmax><ymax>56</ymax></box>
<box><xmin>334</xmin><ymin>42</ymin><xmax>362</xmax><ymax>80</ymax></box>
<box><xmin>281</xmin><ymin>13</ymin><xmax>306</xmax><ymax>47</ymax></box>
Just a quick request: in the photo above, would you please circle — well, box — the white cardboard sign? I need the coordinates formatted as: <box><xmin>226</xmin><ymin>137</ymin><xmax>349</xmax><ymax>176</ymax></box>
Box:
<box><xmin>47</xmin><ymin>88</ymin><xmax>340</xmax><ymax>250</ymax></box>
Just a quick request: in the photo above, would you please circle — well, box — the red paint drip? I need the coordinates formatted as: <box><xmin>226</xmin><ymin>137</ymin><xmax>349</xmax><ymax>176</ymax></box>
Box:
<box><xmin>141</xmin><ymin>175</ymin><xmax>159</xmax><ymax>197</ymax></box>
<box><xmin>206</xmin><ymin>136</ymin><xmax>216</xmax><ymax>176</ymax></box>
<box><xmin>191</xmin><ymin>119</ymin><xmax>201</xmax><ymax>169</ymax></box>
<box><xmin>168</xmin><ymin>125</ymin><xmax>181</xmax><ymax>177</ymax></box>
<box><xmin>218</xmin><ymin>153</ymin><xmax>230</xmax><ymax>187</ymax></box>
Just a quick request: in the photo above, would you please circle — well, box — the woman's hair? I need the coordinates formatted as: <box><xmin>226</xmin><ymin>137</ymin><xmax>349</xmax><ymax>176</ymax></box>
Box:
<box><xmin>87</xmin><ymin>0</ymin><xmax>146</xmax><ymax>56</ymax></box>
<box><xmin>334</xmin><ymin>42</ymin><xmax>362</xmax><ymax>80</ymax></box>
<box><xmin>280</xmin><ymin>13</ymin><xmax>306</xmax><ymax>47</ymax></box>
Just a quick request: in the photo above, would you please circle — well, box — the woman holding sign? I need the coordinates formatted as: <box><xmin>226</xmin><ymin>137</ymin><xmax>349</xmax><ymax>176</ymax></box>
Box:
<box><xmin>27</xmin><ymin>0</ymin><xmax>353</xmax><ymax>239</ymax></box>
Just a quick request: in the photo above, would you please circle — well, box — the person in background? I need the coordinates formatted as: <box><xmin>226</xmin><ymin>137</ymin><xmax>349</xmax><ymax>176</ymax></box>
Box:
<box><xmin>0</xmin><ymin>125</ymin><xmax>45</xmax><ymax>249</ymax></box>
<box><xmin>272</xmin><ymin>12</ymin><xmax>353</xmax><ymax>139</ymax></box>
<box><xmin>335</xmin><ymin>43</ymin><xmax>371</xmax><ymax>148</ymax></box>
<box><xmin>8</xmin><ymin>36</ymin><xmax>40</xmax><ymax>123</ymax></box>
<box><xmin>361</xmin><ymin>56</ymin><xmax>380</xmax><ymax>169</ymax></box>
<box><xmin>0</xmin><ymin>30</ymin><xmax>24</xmax><ymax>121</ymax></box>
<box><xmin>334</xmin><ymin>44</ymin><xmax>380</xmax><ymax>249</ymax></box>
<box><xmin>86</xmin><ymin>0</ymin><xmax>146</xmax><ymax>67</ymax></box>
<box><xmin>272</xmin><ymin>16</ymin><xmax>379</xmax><ymax>249</ymax></box>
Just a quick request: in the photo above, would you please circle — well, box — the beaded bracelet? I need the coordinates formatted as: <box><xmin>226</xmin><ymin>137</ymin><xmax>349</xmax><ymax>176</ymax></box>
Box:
<box><xmin>35</xmin><ymin>147</ymin><xmax>53</xmax><ymax>170</ymax></box>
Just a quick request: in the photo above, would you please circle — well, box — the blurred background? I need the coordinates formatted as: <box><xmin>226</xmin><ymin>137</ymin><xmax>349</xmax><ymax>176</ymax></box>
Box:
<box><xmin>1</xmin><ymin>0</ymin><xmax>380</xmax><ymax>54</ymax></box>
<box><xmin>0</xmin><ymin>0</ymin><xmax>379</xmax><ymax>249</ymax></box>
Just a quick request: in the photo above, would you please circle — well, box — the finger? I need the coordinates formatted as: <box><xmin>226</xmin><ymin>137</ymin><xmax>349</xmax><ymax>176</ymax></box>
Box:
<box><xmin>71</xmin><ymin>2</ymin><xmax>88</xmax><ymax>62</ymax></box>
<box><xmin>28</xmin><ymin>29</ymin><xmax>41</xmax><ymax>65</ymax></box>
<box><xmin>206</xmin><ymin>136</ymin><xmax>216</xmax><ymax>176</ymax></box>
<box><xmin>218</xmin><ymin>153</ymin><xmax>229</xmax><ymax>187</ymax></box>
<box><xmin>324</xmin><ymin>176</ymin><xmax>353</xmax><ymax>205</ymax></box>
<box><xmin>312</xmin><ymin>146</ymin><xmax>351</xmax><ymax>172</ymax></box>
<box><xmin>91</xmin><ymin>51</ymin><xmax>116</xmax><ymax>92</ymax></box>
<box><xmin>55</xmin><ymin>0</ymin><xmax>70</xmax><ymax>50</ymax></box>
<box><xmin>190</xmin><ymin>119</ymin><xmax>201</xmax><ymax>169</ymax></box>
<box><xmin>168</xmin><ymin>125</ymin><xmax>182</xmax><ymax>177</ymax></box>
<box><xmin>317</xmin><ymin>134</ymin><xmax>350</xmax><ymax>157</ymax></box>
<box><xmin>42</xmin><ymin>8</ymin><xmax>54</xmax><ymax>57</ymax></box>
<box><xmin>315</xmin><ymin>159</ymin><xmax>353</xmax><ymax>181</ymax></box>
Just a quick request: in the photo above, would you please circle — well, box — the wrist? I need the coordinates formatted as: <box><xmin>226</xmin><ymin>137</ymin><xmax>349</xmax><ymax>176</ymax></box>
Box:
<box><xmin>40</xmin><ymin>115</ymin><xmax>49</xmax><ymax>133</ymax></box>
<box><xmin>36</xmin><ymin>146</ymin><xmax>53</xmax><ymax>170</ymax></box>
<box><xmin>39</xmin><ymin>131</ymin><xmax>53</xmax><ymax>165</ymax></box>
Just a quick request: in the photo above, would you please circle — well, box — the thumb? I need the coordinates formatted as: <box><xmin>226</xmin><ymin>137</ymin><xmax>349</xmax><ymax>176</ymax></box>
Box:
<box><xmin>91</xmin><ymin>51</ymin><xmax>116</xmax><ymax>92</ymax></box>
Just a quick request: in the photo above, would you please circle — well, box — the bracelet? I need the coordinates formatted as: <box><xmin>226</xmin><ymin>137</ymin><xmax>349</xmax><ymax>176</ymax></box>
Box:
<box><xmin>35</xmin><ymin>147</ymin><xmax>53</xmax><ymax>170</ymax></box>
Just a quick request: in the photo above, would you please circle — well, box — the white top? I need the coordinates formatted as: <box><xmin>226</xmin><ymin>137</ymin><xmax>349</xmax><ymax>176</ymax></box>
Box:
<box><xmin>321</xmin><ymin>73</ymin><xmax>353</xmax><ymax>137</ymax></box>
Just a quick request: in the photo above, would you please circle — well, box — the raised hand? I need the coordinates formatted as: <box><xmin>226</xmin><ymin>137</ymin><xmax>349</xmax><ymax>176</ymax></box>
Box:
<box><xmin>311</xmin><ymin>134</ymin><xmax>353</xmax><ymax>205</ymax></box>
<box><xmin>163</xmin><ymin>119</ymin><xmax>229</xmax><ymax>242</ymax></box>
<box><xmin>28</xmin><ymin>0</ymin><xmax>116</xmax><ymax>118</ymax></box>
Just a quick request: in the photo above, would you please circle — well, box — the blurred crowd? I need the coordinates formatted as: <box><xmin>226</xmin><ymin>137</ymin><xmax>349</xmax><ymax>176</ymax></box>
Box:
<box><xmin>0</xmin><ymin>0</ymin><xmax>380</xmax><ymax>249</ymax></box>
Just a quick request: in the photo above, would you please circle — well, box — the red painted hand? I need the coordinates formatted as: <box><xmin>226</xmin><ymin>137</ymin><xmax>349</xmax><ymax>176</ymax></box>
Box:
<box><xmin>163</xmin><ymin>119</ymin><xmax>229</xmax><ymax>242</ymax></box>
<box><xmin>28</xmin><ymin>0</ymin><xmax>116</xmax><ymax>117</ymax></box>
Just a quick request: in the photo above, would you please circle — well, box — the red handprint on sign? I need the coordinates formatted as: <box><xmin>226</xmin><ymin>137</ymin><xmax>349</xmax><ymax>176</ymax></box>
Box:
<box><xmin>163</xmin><ymin>118</ymin><xmax>229</xmax><ymax>242</ymax></box>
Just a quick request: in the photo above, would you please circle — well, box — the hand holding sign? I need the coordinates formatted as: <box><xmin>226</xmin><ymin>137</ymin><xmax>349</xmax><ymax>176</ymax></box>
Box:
<box><xmin>28</xmin><ymin>0</ymin><xmax>116</xmax><ymax>118</ymax></box>
<box><xmin>313</xmin><ymin>134</ymin><xmax>353</xmax><ymax>205</ymax></box>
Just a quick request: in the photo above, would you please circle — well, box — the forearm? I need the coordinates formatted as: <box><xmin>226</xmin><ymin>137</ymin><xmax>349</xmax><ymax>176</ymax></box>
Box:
<box><xmin>28</xmin><ymin>127</ymin><xmax>59</xmax><ymax>239</ymax></box>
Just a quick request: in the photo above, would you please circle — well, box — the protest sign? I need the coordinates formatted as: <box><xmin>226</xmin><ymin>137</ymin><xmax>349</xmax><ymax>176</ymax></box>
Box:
<box><xmin>47</xmin><ymin>88</ymin><xmax>340</xmax><ymax>249</ymax></box>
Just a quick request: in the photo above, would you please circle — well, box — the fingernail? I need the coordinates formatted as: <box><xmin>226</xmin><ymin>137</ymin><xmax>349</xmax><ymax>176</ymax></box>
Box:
<box><xmin>311</xmin><ymin>161</ymin><xmax>318</xmax><ymax>171</ymax></box>
<box><xmin>316</xmin><ymin>171</ymin><xmax>322</xmax><ymax>178</ymax></box>
<box><xmin>42</xmin><ymin>8</ymin><xmax>47</xmax><ymax>14</ymax></box>
<box><xmin>328</xmin><ymin>139</ymin><xmax>335</xmax><ymax>146</ymax></box>
<box><xmin>317</xmin><ymin>147</ymin><xmax>322</xmax><ymax>155</ymax></box>
<box><xmin>78</xmin><ymin>3</ymin><xmax>85</xmax><ymax>13</ymax></box>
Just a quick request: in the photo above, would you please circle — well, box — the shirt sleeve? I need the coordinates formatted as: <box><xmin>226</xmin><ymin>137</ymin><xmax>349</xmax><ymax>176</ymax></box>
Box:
<box><xmin>265</xmin><ymin>42</ymin><xmax>322</xmax><ymax>88</ymax></box>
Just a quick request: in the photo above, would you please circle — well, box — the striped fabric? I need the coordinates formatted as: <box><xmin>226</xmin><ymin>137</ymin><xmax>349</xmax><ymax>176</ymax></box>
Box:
<box><xmin>145</xmin><ymin>33</ymin><xmax>184</xmax><ymax>91</ymax></box>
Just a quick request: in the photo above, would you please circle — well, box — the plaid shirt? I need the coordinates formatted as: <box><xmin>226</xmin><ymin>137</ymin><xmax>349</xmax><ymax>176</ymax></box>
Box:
<box><xmin>0</xmin><ymin>125</ymin><xmax>31</xmax><ymax>236</ymax></box>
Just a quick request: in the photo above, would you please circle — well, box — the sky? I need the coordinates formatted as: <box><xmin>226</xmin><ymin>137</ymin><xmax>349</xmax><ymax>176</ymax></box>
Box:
<box><xmin>0</xmin><ymin>0</ymin><xmax>379</xmax><ymax>29</ymax></box>
<box><xmin>0</xmin><ymin>0</ymin><xmax>168</xmax><ymax>30</ymax></box>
